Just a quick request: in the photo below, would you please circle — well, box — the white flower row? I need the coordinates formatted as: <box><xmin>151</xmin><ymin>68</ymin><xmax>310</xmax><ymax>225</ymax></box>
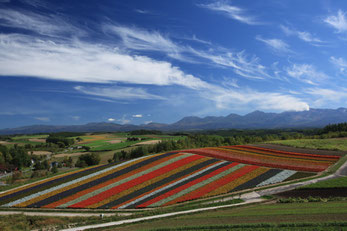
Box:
<box><xmin>256</xmin><ymin>170</ymin><xmax>296</xmax><ymax>187</ymax></box>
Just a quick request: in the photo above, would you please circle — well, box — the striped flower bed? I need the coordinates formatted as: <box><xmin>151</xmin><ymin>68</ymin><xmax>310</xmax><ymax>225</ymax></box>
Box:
<box><xmin>183</xmin><ymin>145</ymin><xmax>340</xmax><ymax>172</ymax></box>
<box><xmin>0</xmin><ymin>150</ymin><xmax>308</xmax><ymax>209</ymax></box>
<box><xmin>3</xmin><ymin>145</ymin><xmax>337</xmax><ymax>209</ymax></box>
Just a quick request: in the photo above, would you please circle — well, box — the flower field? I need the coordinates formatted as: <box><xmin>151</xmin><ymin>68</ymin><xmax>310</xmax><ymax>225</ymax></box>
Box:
<box><xmin>0</xmin><ymin>146</ymin><xmax>340</xmax><ymax>209</ymax></box>
<box><xmin>183</xmin><ymin>145</ymin><xmax>341</xmax><ymax>172</ymax></box>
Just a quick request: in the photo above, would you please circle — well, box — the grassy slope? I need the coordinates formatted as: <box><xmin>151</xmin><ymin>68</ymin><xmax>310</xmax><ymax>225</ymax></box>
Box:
<box><xmin>108</xmin><ymin>201</ymin><xmax>347</xmax><ymax>231</ymax></box>
<box><xmin>300</xmin><ymin>176</ymin><xmax>347</xmax><ymax>189</ymax></box>
<box><xmin>269</xmin><ymin>138</ymin><xmax>347</xmax><ymax>151</ymax></box>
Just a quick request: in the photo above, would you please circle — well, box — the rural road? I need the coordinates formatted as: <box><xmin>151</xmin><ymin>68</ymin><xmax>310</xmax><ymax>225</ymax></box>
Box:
<box><xmin>60</xmin><ymin>198</ymin><xmax>264</xmax><ymax>231</ymax></box>
<box><xmin>0</xmin><ymin>211</ymin><xmax>131</xmax><ymax>217</ymax></box>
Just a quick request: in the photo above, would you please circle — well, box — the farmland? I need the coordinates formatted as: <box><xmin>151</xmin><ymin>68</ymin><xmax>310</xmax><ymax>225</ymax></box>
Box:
<box><xmin>0</xmin><ymin>145</ymin><xmax>340</xmax><ymax>210</ymax></box>
<box><xmin>106</xmin><ymin>201</ymin><xmax>347</xmax><ymax>231</ymax></box>
<box><xmin>269</xmin><ymin>138</ymin><xmax>347</xmax><ymax>151</ymax></box>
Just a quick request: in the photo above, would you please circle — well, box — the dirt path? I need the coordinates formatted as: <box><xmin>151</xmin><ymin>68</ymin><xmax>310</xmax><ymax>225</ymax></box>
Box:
<box><xmin>131</xmin><ymin>140</ymin><xmax>161</xmax><ymax>146</ymax></box>
<box><xmin>54</xmin><ymin>152</ymin><xmax>90</xmax><ymax>158</ymax></box>
<box><xmin>29</xmin><ymin>151</ymin><xmax>52</xmax><ymax>155</ymax></box>
<box><xmin>60</xmin><ymin>198</ymin><xmax>264</xmax><ymax>231</ymax></box>
<box><xmin>28</xmin><ymin>138</ymin><xmax>46</xmax><ymax>143</ymax></box>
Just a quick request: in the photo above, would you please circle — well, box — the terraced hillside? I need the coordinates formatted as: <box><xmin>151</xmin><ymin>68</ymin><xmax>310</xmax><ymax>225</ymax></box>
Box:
<box><xmin>0</xmin><ymin>146</ymin><xmax>340</xmax><ymax>209</ymax></box>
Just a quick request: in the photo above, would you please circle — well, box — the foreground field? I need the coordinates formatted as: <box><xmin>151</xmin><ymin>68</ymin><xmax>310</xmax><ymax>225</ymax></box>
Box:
<box><xmin>269</xmin><ymin>138</ymin><xmax>347</xmax><ymax>151</ymax></box>
<box><xmin>0</xmin><ymin>145</ymin><xmax>340</xmax><ymax>210</ymax></box>
<box><xmin>105</xmin><ymin>201</ymin><xmax>347</xmax><ymax>231</ymax></box>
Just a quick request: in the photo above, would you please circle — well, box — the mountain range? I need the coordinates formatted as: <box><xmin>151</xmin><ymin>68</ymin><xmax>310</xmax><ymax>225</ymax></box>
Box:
<box><xmin>1</xmin><ymin>108</ymin><xmax>347</xmax><ymax>135</ymax></box>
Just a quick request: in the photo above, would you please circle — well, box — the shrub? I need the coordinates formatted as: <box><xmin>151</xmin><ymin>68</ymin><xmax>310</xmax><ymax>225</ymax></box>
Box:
<box><xmin>75</xmin><ymin>153</ymin><xmax>100</xmax><ymax>167</ymax></box>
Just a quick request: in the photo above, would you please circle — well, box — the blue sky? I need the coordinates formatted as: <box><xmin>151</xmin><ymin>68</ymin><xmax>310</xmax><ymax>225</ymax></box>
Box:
<box><xmin>1</xmin><ymin>0</ymin><xmax>347</xmax><ymax>129</ymax></box>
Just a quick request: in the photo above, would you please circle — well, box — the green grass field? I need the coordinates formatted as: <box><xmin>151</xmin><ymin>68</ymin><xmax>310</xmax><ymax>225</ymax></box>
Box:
<box><xmin>269</xmin><ymin>138</ymin><xmax>347</xmax><ymax>151</ymax></box>
<box><xmin>75</xmin><ymin>133</ymin><xmax>184</xmax><ymax>151</ymax></box>
<box><xmin>301</xmin><ymin>176</ymin><xmax>347</xmax><ymax>189</ymax></box>
<box><xmin>10</xmin><ymin>134</ymin><xmax>48</xmax><ymax>140</ymax></box>
<box><xmin>81</xmin><ymin>139</ymin><xmax>150</xmax><ymax>151</ymax></box>
<box><xmin>107</xmin><ymin>201</ymin><xmax>347</xmax><ymax>231</ymax></box>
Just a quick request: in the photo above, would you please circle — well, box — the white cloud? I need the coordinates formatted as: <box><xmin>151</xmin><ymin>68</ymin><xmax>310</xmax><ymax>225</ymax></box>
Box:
<box><xmin>190</xmin><ymin>35</ymin><xmax>212</xmax><ymax>45</ymax></box>
<box><xmin>117</xmin><ymin>116</ymin><xmax>131</xmax><ymax>125</ymax></box>
<box><xmin>330</xmin><ymin>56</ymin><xmax>347</xmax><ymax>73</ymax></box>
<box><xmin>104</xmin><ymin>24</ymin><xmax>199</xmax><ymax>64</ymax></box>
<box><xmin>0</xmin><ymin>8</ymin><xmax>83</xmax><ymax>37</ymax></box>
<box><xmin>74</xmin><ymin>86</ymin><xmax>166</xmax><ymax>100</ymax></box>
<box><xmin>280</xmin><ymin>25</ymin><xmax>323</xmax><ymax>43</ymax></box>
<box><xmin>106</xmin><ymin>25</ymin><xmax>272</xmax><ymax>80</ymax></box>
<box><xmin>198</xmin><ymin>1</ymin><xmax>259</xmax><ymax>25</ymax></box>
<box><xmin>324</xmin><ymin>10</ymin><xmax>347</xmax><ymax>33</ymax></box>
<box><xmin>105</xmin><ymin>25</ymin><xmax>180</xmax><ymax>57</ymax></box>
<box><xmin>0</xmin><ymin>5</ymin><xmax>310</xmax><ymax>114</ymax></box>
<box><xmin>307</xmin><ymin>87</ymin><xmax>347</xmax><ymax>107</ymax></box>
<box><xmin>34</xmin><ymin>117</ymin><xmax>50</xmax><ymax>122</ymax></box>
<box><xmin>286</xmin><ymin>64</ymin><xmax>327</xmax><ymax>85</ymax></box>
<box><xmin>19</xmin><ymin>0</ymin><xmax>48</xmax><ymax>8</ymax></box>
<box><xmin>132</xmin><ymin>114</ymin><xmax>143</xmax><ymax>118</ymax></box>
<box><xmin>202</xmin><ymin>87</ymin><xmax>309</xmax><ymax>112</ymax></box>
<box><xmin>256</xmin><ymin>36</ymin><xmax>290</xmax><ymax>52</ymax></box>
<box><xmin>189</xmin><ymin>48</ymin><xmax>271</xmax><ymax>80</ymax></box>
<box><xmin>107</xmin><ymin>118</ymin><xmax>115</xmax><ymax>122</ymax></box>
<box><xmin>0</xmin><ymin>34</ymin><xmax>208</xmax><ymax>89</ymax></box>
<box><xmin>222</xmin><ymin>78</ymin><xmax>239</xmax><ymax>88</ymax></box>
<box><xmin>134</xmin><ymin>9</ymin><xmax>152</xmax><ymax>14</ymax></box>
<box><xmin>71</xmin><ymin>116</ymin><xmax>80</xmax><ymax>121</ymax></box>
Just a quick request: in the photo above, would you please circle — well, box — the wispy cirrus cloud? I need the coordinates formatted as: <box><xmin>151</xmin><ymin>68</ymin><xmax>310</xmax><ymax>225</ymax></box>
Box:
<box><xmin>324</xmin><ymin>10</ymin><xmax>347</xmax><ymax>33</ymax></box>
<box><xmin>286</xmin><ymin>64</ymin><xmax>327</xmax><ymax>85</ymax></box>
<box><xmin>256</xmin><ymin>36</ymin><xmax>291</xmax><ymax>53</ymax></box>
<box><xmin>74</xmin><ymin>86</ymin><xmax>166</xmax><ymax>101</ymax></box>
<box><xmin>198</xmin><ymin>1</ymin><xmax>260</xmax><ymax>25</ymax></box>
<box><xmin>280</xmin><ymin>25</ymin><xmax>323</xmax><ymax>44</ymax></box>
<box><xmin>106</xmin><ymin>25</ymin><xmax>273</xmax><ymax>80</ymax></box>
<box><xmin>0</xmin><ymin>8</ymin><xmax>84</xmax><ymax>37</ymax></box>
<box><xmin>105</xmin><ymin>25</ymin><xmax>180</xmax><ymax>56</ymax></box>
<box><xmin>189</xmin><ymin>48</ymin><xmax>271</xmax><ymax>79</ymax></box>
<box><xmin>134</xmin><ymin>9</ymin><xmax>154</xmax><ymax>15</ymax></box>
<box><xmin>330</xmin><ymin>56</ymin><xmax>347</xmax><ymax>73</ymax></box>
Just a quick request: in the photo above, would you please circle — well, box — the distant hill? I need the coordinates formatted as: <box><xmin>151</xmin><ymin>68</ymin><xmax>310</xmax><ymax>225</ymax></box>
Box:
<box><xmin>1</xmin><ymin>108</ymin><xmax>347</xmax><ymax>135</ymax></box>
<box><xmin>168</xmin><ymin>108</ymin><xmax>347</xmax><ymax>130</ymax></box>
